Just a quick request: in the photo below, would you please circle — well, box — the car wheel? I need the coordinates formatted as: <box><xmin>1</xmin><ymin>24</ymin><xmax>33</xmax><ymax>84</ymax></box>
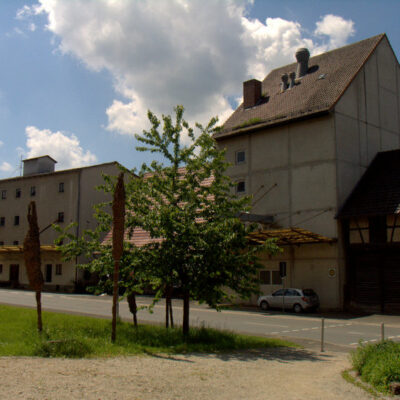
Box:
<box><xmin>260</xmin><ymin>300</ymin><xmax>269</xmax><ymax>311</ymax></box>
<box><xmin>293</xmin><ymin>303</ymin><xmax>303</xmax><ymax>313</ymax></box>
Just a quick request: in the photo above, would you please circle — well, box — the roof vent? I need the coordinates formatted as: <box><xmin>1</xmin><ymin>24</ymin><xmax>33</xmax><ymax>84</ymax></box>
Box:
<box><xmin>289</xmin><ymin>72</ymin><xmax>296</xmax><ymax>89</ymax></box>
<box><xmin>280</xmin><ymin>73</ymin><xmax>289</xmax><ymax>93</ymax></box>
<box><xmin>243</xmin><ymin>79</ymin><xmax>262</xmax><ymax>109</ymax></box>
<box><xmin>295</xmin><ymin>48</ymin><xmax>310</xmax><ymax>79</ymax></box>
<box><xmin>23</xmin><ymin>155</ymin><xmax>57</xmax><ymax>177</ymax></box>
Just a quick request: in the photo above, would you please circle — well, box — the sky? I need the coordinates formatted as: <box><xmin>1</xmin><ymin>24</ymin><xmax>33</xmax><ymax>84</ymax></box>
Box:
<box><xmin>0</xmin><ymin>0</ymin><xmax>399</xmax><ymax>178</ymax></box>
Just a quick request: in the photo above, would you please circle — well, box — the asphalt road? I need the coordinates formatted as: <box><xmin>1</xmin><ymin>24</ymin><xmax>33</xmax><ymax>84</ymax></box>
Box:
<box><xmin>1</xmin><ymin>288</ymin><xmax>400</xmax><ymax>350</ymax></box>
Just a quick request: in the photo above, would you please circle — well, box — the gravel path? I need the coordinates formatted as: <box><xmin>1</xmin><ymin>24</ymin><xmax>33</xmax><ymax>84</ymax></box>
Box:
<box><xmin>1</xmin><ymin>348</ymin><xmax>374</xmax><ymax>400</ymax></box>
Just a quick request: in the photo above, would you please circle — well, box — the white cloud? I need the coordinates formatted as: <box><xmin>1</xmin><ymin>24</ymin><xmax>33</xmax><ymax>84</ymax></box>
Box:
<box><xmin>314</xmin><ymin>14</ymin><xmax>355</xmax><ymax>48</ymax></box>
<box><xmin>0</xmin><ymin>140</ymin><xmax>3</xmax><ymax>147</ymax></box>
<box><xmin>27</xmin><ymin>1</ymin><xmax>355</xmax><ymax>134</ymax></box>
<box><xmin>0</xmin><ymin>162</ymin><xmax>12</xmax><ymax>172</ymax></box>
<box><xmin>24</xmin><ymin>126</ymin><xmax>97</xmax><ymax>170</ymax></box>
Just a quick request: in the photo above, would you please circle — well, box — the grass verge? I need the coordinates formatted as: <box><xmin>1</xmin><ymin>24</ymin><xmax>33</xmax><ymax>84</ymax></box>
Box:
<box><xmin>350</xmin><ymin>340</ymin><xmax>400</xmax><ymax>394</ymax></box>
<box><xmin>0</xmin><ymin>304</ymin><xmax>296</xmax><ymax>358</ymax></box>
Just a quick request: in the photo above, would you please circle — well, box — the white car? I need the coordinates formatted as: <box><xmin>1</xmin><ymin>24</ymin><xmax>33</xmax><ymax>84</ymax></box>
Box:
<box><xmin>257</xmin><ymin>288</ymin><xmax>319</xmax><ymax>313</ymax></box>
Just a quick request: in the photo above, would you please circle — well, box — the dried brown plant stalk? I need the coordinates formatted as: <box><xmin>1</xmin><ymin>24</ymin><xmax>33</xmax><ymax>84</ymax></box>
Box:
<box><xmin>23</xmin><ymin>201</ymin><xmax>44</xmax><ymax>332</ymax></box>
<box><xmin>111</xmin><ymin>172</ymin><xmax>125</xmax><ymax>342</ymax></box>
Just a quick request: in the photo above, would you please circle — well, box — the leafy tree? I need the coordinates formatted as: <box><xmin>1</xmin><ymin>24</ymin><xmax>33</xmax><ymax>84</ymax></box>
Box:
<box><xmin>127</xmin><ymin>105</ymin><xmax>280</xmax><ymax>335</ymax></box>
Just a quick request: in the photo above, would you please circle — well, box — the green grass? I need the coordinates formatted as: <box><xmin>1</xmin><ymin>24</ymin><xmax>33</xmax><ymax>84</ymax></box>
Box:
<box><xmin>0</xmin><ymin>305</ymin><xmax>295</xmax><ymax>358</ymax></box>
<box><xmin>350</xmin><ymin>340</ymin><xmax>400</xmax><ymax>394</ymax></box>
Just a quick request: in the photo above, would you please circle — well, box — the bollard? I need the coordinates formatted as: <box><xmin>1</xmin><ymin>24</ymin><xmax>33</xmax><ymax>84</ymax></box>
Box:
<box><xmin>321</xmin><ymin>317</ymin><xmax>325</xmax><ymax>352</ymax></box>
<box><xmin>381</xmin><ymin>323</ymin><xmax>385</xmax><ymax>341</ymax></box>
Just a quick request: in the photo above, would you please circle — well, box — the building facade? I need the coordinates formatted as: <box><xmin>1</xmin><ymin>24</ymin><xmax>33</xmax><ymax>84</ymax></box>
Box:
<box><xmin>215</xmin><ymin>34</ymin><xmax>400</xmax><ymax>311</ymax></box>
<box><xmin>0</xmin><ymin>156</ymin><xmax>122</xmax><ymax>291</ymax></box>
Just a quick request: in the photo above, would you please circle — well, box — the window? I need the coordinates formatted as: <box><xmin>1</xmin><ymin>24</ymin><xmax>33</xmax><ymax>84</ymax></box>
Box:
<box><xmin>1</xmin><ymin>190</ymin><xmax>6</xmax><ymax>199</ymax></box>
<box><xmin>286</xmin><ymin>289</ymin><xmax>300</xmax><ymax>296</ymax></box>
<box><xmin>14</xmin><ymin>216</ymin><xmax>20</xmax><ymax>226</ymax></box>
<box><xmin>15</xmin><ymin>188</ymin><xmax>21</xmax><ymax>198</ymax></box>
<box><xmin>0</xmin><ymin>264</ymin><xmax>2</xmax><ymax>274</ymax></box>
<box><xmin>57</xmin><ymin>212</ymin><xmax>64</xmax><ymax>223</ymax></box>
<box><xmin>56</xmin><ymin>264</ymin><xmax>62</xmax><ymax>275</ymax></box>
<box><xmin>272</xmin><ymin>271</ymin><xmax>282</xmax><ymax>285</ymax></box>
<box><xmin>236</xmin><ymin>150</ymin><xmax>246</xmax><ymax>164</ymax></box>
<box><xmin>259</xmin><ymin>270</ymin><xmax>271</xmax><ymax>284</ymax></box>
<box><xmin>236</xmin><ymin>181</ymin><xmax>246</xmax><ymax>193</ymax></box>
<box><xmin>59</xmin><ymin>182</ymin><xmax>64</xmax><ymax>193</ymax></box>
<box><xmin>272</xmin><ymin>289</ymin><xmax>285</xmax><ymax>296</ymax></box>
<box><xmin>0</xmin><ymin>217</ymin><xmax>5</xmax><ymax>226</ymax></box>
<box><xmin>30</xmin><ymin>186</ymin><xmax>36</xmax><ymax>196</ymax></box>
<box><xmin>13</xmin><ymin>241</ymin><xmax>19</xmax><ymax>245</ymax></box>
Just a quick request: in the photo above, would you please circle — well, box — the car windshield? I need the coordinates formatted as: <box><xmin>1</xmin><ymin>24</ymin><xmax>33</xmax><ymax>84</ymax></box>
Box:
<box><xmin>303</xmin><ymin>289</ymin><xmax>316</xmax><ymax>296</ymax></box>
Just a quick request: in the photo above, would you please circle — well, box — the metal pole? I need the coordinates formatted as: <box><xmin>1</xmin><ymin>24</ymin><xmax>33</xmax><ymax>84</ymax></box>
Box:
<box><xmin>282</xmin><ymin>277</ymin><xmax>285</xmax><ymax>313</ymax></box>
<box><xmin>321</xmin><ymin>317</ymin><xmax>325</xmax><ymax>352</ymax></box>
<box><xmin>381</xmin><ymin>323</ymin><xmax>385</xmax><ymax>341</ymax></box>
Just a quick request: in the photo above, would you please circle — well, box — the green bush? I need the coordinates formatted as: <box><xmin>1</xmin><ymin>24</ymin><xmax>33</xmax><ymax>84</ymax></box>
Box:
<box><xmin>33</xmin><ymin>338</ymin><xmax>93</xmax><ymax>358</ymax></box>
<box><xmin>350</xmin><ymin>340</ymin><xmax>400</xmax><ymax>393</ymax></box>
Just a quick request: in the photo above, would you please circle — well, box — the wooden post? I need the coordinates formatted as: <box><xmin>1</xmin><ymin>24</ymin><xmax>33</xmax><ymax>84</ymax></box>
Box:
<box><xmin>321</xmin><ymin>317</ymin><xmax>325</xmax><ymax>352</ymax></box>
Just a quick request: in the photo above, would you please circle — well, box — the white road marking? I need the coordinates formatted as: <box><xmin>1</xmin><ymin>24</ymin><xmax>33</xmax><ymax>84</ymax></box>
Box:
<box><xmin>246</xmin><ymin>322</ymin><xmax>289</xmax><ymax>328</ymax></box>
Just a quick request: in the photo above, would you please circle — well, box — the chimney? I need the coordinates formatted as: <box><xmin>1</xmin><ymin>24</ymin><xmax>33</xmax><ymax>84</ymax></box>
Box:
<box><xmin>243</xmin><ymin>79</ymin><xmax>262</xmax><ymax>109</ymax></box>
<box><xmin>295</xmin><ymin>48</ymin><xmax>310</xmax><ymax>79</ymax></box>
<box><xmin>280</xmin><ymin>73</ymin><xmax>289</xmax><ymax>93</ymax></box>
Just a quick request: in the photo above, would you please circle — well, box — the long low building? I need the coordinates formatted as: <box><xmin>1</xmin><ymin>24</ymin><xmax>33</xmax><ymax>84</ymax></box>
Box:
<box><xmin>0</xmin><ymin>155</ymin><xmax>122</xmax><ymax>292</ymax></box>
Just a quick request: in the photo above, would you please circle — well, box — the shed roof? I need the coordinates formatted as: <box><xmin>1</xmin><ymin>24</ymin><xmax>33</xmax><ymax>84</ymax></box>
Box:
<box><xmin>248</xmin><ymin>227</ymin><xmax>336</xmax><ymax>246</ymax></box>
<box><xmin>215</xmin><ymin>34</ymin><xmax>385</xmax><ymax>140</ymax></box>
<box><xmin>338</xmin><ymin>150</ymin><xmax>400</xmax><ymax>218</ymax></box>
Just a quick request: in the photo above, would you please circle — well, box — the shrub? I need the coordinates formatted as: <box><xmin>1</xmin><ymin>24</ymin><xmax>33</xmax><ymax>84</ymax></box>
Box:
<box><xmin>350</xmin><ymin>340</ymin><xmax>400</xmax><ymax>393</ymax></box>
<box><xmin>34</xmin><ymin>338</ymin><xmax>93</xmax><ymax>358</ymax></box>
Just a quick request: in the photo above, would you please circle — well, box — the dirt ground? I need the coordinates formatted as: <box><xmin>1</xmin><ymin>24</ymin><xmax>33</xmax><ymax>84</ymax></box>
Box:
<box><xmin>1</xmin><ymin>348</ymin><xmax>376</xmax><ymax>400</ymax></box>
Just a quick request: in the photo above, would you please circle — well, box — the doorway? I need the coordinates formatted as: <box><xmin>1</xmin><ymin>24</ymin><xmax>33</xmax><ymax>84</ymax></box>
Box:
<box><xmin>9</xmin><ymin>264</ymin><xmax>19</xmax><ymax>288</ymax></box>
<box><xmin>45</xmin><ymin>264</ymin><xmax>52</xmax><ymax>283</ymax></box>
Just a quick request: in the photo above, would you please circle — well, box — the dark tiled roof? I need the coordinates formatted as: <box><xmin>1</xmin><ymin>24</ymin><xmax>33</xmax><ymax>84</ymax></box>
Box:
<box><xmin>338</xmin><ymin>150</ymin><xmax>400</xmax><ymax>218</ymax></box>
<box><xmin>216</xmin><ymin>34</ymin><xmax>385</xmax><ymax>140</ymax></box>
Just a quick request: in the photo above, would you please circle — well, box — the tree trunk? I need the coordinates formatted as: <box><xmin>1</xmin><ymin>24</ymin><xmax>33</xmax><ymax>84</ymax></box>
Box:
<box><xmin>127</xmin><ymin>292</ymin><xmax>138</xmax><ymax>328</ymax></box>
<box><xmin>36</xmin><ymin>290</ymin><xmax>42</xmax><ymax>333</ymax></box>
<box><xmin>182</xmin><ymin>290</ymin><xmax>190</xmax><ymax>336</ymax></box>
<box><xmin>169</xmin><ymin>296</ymin><xmax>174</xmax><ymax>328</ymax></box>
<box><xmin>165</xmin><ymin>290</ymin><xmax>169</xmax><ymax>328</ymax></box>
<box><xmin>111</xmin><ymin>259</ymin><xmax>120</xmax><ymax>342</ymax></box>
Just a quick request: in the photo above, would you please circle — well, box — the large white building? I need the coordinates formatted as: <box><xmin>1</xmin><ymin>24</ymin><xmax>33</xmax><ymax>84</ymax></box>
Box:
<box><xmin>216</xmin><ymin>34</ymin><xmax>400</xmax><ymax>311</ymax></box>
<box><xmin>0</xmin><ymin>155</ymin><xmax>122</xmax><ymax>292</ymax></box>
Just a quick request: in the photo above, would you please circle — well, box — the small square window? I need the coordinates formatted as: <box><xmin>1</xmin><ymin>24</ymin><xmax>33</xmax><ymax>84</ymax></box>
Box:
<box><xmin>1</xmin><ymin>190</ymin><xmax>6</xmax><ymax>199</ymax></box>
<box><xmin>236</xmin><ymin>151</ymin><xmax>245</xmax><ymax>164</ymax></box>
<box><xmin>236</xmin><ymin>181</ymin><xmax>246</xmax><ymax>193</ymax></box>
<box><xmin>272</xmin><ymin>271</ymin><xmax>282</xmax><ymax>285</ymax></box>
<box><xmin>30</xmin><ymin>186</ymin><xmax>36</xmax><ymax>196</ymax></box>
<box><xmin>56</xmin><ymin>264</ymin><xmax>62</xmax><ymax>275</ymax></box>
<box><xmin>259</xmin><ymin>270</ymin><xmax>271</xmax><ymax>285</ymax></box>
<box><xmin>15</xmin><ymin>188</ymin><xmax>21</xmax><ymax>198</ymax></box>
<box><xmin>58</xmin><ymin>212</ymin><xmax>64</xmax><ymax>223</ymax></box>
<box><xmin>59</xmin><ymin>182</ymin><xmax>64</xmax><ymax>193</ymax></box>
<box><xmin>14</xmin><ymin>216</ymin><xmax>20</xmax><ymax>226</ymax></box>
<box><xmin>13</xmin><ymin>241</ymin><xmax>19</xmax><ymax>245</ymax></box>
<box><xmin>0</xmin><ymin>217</ymin><xmax>5</xmax><ymax>226</ymax></box>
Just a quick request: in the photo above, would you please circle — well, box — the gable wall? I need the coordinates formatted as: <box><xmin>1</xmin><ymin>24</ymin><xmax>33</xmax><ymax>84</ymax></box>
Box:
<box><xmin>335</xmin><ymin>37</ymin><xmax>400</xmax><ymax>208</ymax></box>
